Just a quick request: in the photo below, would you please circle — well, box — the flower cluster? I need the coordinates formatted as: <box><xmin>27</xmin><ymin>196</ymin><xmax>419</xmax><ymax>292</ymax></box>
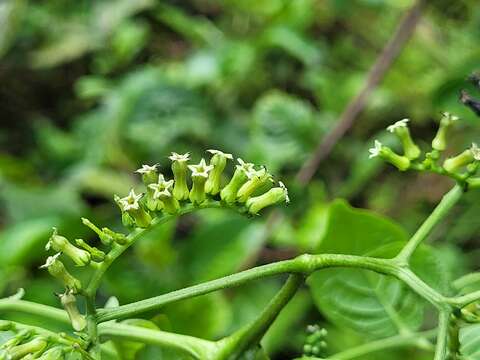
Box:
<box><xmin>369</xmin><ymin>114</ymin><xmax>480</xmax><ymax>185</ymax></box>
<box><xmin>302</xmin><ymin>324</ymin><xmax>328</xmax><ymax>358</ymax></box>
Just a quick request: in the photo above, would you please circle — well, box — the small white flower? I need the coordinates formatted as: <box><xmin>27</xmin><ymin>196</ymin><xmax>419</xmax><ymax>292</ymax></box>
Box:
<box><xmin>471</xmin><ymin>143</ymin><xmax>480</xmax><ymax>160</ymax></box>
<box><xmin>135</xmin><ymin>164</ymin><xmax>159</xmax><ymax>174</ymax></box>
<box><xmin>188</xmin><ymin>158</ymin><xmax>214</xmax><ymax>178</ymax></box>
<box><xmin>236</xmin><ymin>158</ymin><xmax>255</xmax><ymax>177</ymax></box>
<box><xmin>119</xmin><ymin>189</ymin><xmax>142</xmax><ymax>211</ymax></box>
<box><xmin>148</xmin><ymin>175</ymin><xmax>174</xmax><ymax>198</ymax></box>
<box><xmin>207</xmin><ymin>149</ymin><xmax>233</xmax><ymax>159</ymax></box>
<box><xmin>169</xmin><ymin>152</ymin><xmax>190</xmax><ymax>162</ymax></box>
<box><xmin>369</xmin><ymin>140</ymin><xmax>383</xmax><ymax>159</ymax></box>
<box><xmin>40</xmin><ymin>253</ymin><xmax>61</xmax><ymax>269</ymax></box>
<box><xmin>279</xmin><ymin>181</ymin><xmax>290</xmax><ymax>203</ymax></box>
<box><xmin>387</xmin><ymin>118</ymin><xmax>409</xmax><ymax>133</ymax></box>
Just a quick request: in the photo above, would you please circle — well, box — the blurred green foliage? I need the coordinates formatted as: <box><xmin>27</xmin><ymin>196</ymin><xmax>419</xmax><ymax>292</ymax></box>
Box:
<box><xmin>1</xmin><ymin>0</ymin><xmax>480</xmax><ymax>358</ymax></box>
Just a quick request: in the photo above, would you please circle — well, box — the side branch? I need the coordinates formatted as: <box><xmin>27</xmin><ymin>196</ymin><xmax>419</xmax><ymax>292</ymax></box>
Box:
<box><xmin>0</xmin><ymin>298</ymin><xmax>69</xmax><ymax>324</ymax></box>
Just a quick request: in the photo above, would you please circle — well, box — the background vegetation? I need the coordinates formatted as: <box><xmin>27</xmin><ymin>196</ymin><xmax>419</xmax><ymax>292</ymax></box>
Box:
<box><xmin>1</xmin><ymin>0</ymin><xmax>480</xmax><ymax>358</ymax></box>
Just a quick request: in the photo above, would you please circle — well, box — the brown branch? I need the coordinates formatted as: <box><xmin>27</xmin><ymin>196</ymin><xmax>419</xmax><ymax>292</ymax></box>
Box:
<box><xmin>295</xmin><ymin>0</ymin><xmax>426</xmax><ymax>185</ymax></box>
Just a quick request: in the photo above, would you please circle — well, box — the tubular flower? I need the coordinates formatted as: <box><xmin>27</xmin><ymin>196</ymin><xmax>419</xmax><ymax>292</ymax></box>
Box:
<box><xmin>135</xmin><ymin>164</ymin><xmax>159</xmax><ymax>185</ymax></box>
<box><xmin>148</xmin><ymin>175</ymin><xmax>180</xmax><ymax>214</ymax></box>
<box><xmin>220</xmin><ymin>158</ymin><xmax>255</xmax><ymax>204</ymax></box>
<box><xmin>443</xmin><ymin>143</ymin><xmax>480</xmax><ymax>173</ymax></box>
<box><xmin>432</xmin><ymin>112</ymin><xmax>459</xmax><ymax>151</ymax></box>
<box><xmin>205</xmin><ymin>149</ymin><xmax>233</xmax><ymax>195</ymax></box>
<box><xmin>46</xmin><ymin>228</ymin><xmax>91</xmax><ymax>266</ymax></box>
<box><xmin>60</xmin><ymin>291</ymin><xmax>87</xmax><ymax>331</ymax></box>
<box><xmin>7</xmin><ymin>337</ymin><xmax>47</xmax><ymax>359</ymax></box>
<box><xmin>237</xmin><ymin>167</ymin><xmax>274</xmax><ymax>203</ymax></box>
<box><xmin>246</xmin><ymin>181</ymin><xmax>289</xmax><ymax>214</ymax></box>
<box><xmin>169</xmin><ymin>152</ymin><xmax>190</xmax><ymax>201</ymax></box>
<box><xmin>387</xmin><ymin>118</ymin><xmax>421</xmax><ymax>160</ymax></box>
<box><xmin>188</xmin><ymin>158</ymin><xmax>214</xmax><ymax>205</ymax></box>
<box><xmin>40</xmin><ymin>253</ymin><xmax>82</xmax><ymax>292</ymax></box>
<box><xmin>117</xmin><ymin>189</ymin><xmax>152</xmax><ymax>228</ymax></box>
<box><xmin>368</xmin><ymin>140</ymin><xmax>410</xmax><ymax>171</ymax></box>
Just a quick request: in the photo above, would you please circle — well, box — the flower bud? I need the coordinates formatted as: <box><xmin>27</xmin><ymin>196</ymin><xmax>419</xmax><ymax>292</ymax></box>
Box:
<box><xmin>82</xmin><ymin>217</ymin><xmax>113</xmax><ymax>245</ymax></box>
<box><xmin>386</xmin><ymin>119</ymin><xmax>421</xmax><ymax>160</ymax></box>
<box><xmin>40</xmin><ymin>253</ymin><xmax>82</xmax><ymax>292</ymax></box>
<box><xmin>0</xmin><ymin>330</ymin><xmax>32</xmax><ymax>350</ymax></box>
<box><xmin>102</xmin><ymin>228</ymin><xmax>128</xmax><ymax>245</ymax></box>
<box><xmin>368</xmin><ymin>140</ymin><xmax>410</xmax><ymax>171</ymax></box>
<box><xmin>169</xmin><ymin>152</ymin><xmax>190</xmax><ymax>201</ymax></box>
<box><xmin>74</xmin><ymin>239</ymin><xmax>105</xmax><ymax>262</ymax></box>
<box><xmin>246</xmin><ymin>182</ymin><xmax>289</xmax><ymax>214</ymax></box>
<box><xmin>148</xmin><ymin>175</ymin><xmax>180</xmax><ymax>214</ymax></box>
<box><xmin>135</xmin><ymin>164</ymin><xmax>159</xmax><ymax>185</ymax></box>
<box><xmin>188</xmin><ymin>159</ymin><xmax>214</xmax><ymax>205</ymax></box>
<box><xmin>59</xmin><ymin>291</ymin><xmax>87</xmax><ymax>331</ymax></box>
<box><xmin>443</xmin><ymin>143</ymin><xmax>480</xmax><ymax>173</ymax></box>
<box><xmin>113</xmin><ymin>196</ymin><xmax>135</xmax><ymax>228</ymax></box>
<box><xmin>36</xmin><ymin>347</ymin><xmax>64</xmax><ymax>360</ymax></box>
<box><xmin>432</xmin><ymin>112</ymin><xmax>459</xmax><ymax>151</ymax></box>
<box><xmin>8</xmin><ymin>337</ymin><xmax>47</xmax><ymax>359</ymax></box>
<box><xmin>46</xmin><ymin>228</ymin><xmax>91</xmax><ymax>266</ymax></box>
<box><xmin>205</xmin><ymin>150</ymin><xmax>233</xmax><ymax>195</ymax></box>
<box><xmin>220</xmin><ymin>158</ymin><xmax>255</xmax><ymax>204</ymax></box>
<box><xmin>237</xmin><ymin>167</ymin><xmax>274</xmax><ymax>203</ymax></box>
<box><xmin>117</xmin><ymin>190</ymin><xmax>152</xmax><ymax>228</ymax></box>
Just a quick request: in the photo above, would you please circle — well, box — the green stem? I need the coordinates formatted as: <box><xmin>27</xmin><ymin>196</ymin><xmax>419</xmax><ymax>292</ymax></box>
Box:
<box><xmin>98</xmin><ymin>322</ymin><xmax>217</xmax><ymax>359</ymax></box>
<box><xmin>453</xmin><ymin>272</ymin><xmax>480</xmax><ymax>291</ymax></box>
<box><xmin>297</xmin><ymin>329</ymin><xmax>435</xmax><ymax>360</ymax></box>
<box><xmin>216</xmin><ymin>274</ymin><xmax>304</xmax><ymax>359</ymax></box>
<box><xmin>0</xmin><ymin>299</ymin><xmax>69</xmax><ymax>324</ymax></box>
<box><xmin>396</xmin><ymin>185</ymin><xmax>463</xmax><ymax>263</ymax></box>
<box><xmin>434</xmin><ymin>310</ymin><xmax>451</xmax><ymax>360</ymax></box>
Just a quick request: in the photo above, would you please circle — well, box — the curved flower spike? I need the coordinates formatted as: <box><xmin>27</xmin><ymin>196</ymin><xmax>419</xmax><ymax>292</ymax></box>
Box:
<box><xmin>246</xmin><ymin>181</ymin><xmax>289</xmax><ymax>214</ymax></box>
<box><xmin>148</xmin><ymin>175</ymin><xmax>179</xmax><ymax>214</ymax></box>
<box><xmin>432</xmin><ymin>112</ymin><xmax>459</xmax><ymax>151</ymax></box>
<box><xmin>170</xmin><ymin>152</ymin><xmax>190</xmax><ymax>201</ymax></box>
<box><xmin>220</xmin><ymin>158</ymin><xmax>255</xmax><ymax>204</ymax></box>
<box><xmin>188</xmin><ymin>159</ymin><xmax>214</xmax><ymax>205</ymax></box>
<box><xmin>135</xmin><ymin>164</ymin><xmax>159</xmax><ymax>185</ymax></box>
<box><xmin>118</xmin><ymin>189</ymin><xmax>152</xmax><ymax>228</ymax></box>
<box><xmin>205</xmin><ymin>149</ymin><xmax>233</xmax><ymax>195</ymax></box>
<box><xmin>368</xmin><ymin>140</ymin><xmax>410</xmax><ymax>171</ymax></box>
<box><xmin>59</xmin><ymin>291</ymin><xmax>87</xmax><ymax>331</ymax></box>
<box><xmin>237</xmin><ymin>167</ymin><xmax>274</xmax><ymax>203</ymax></box>
<box><xmin>387</xmin><ymin>118</ymin><xmax>421</xmax><ymax>160</ymax></box>
<box><xmin>46</xmin><ymin>228</ymin><xmax>91</xmax><ymax>266</ymax></box>
<box><xmin>443</xmin><ymin>143</ymin><xmax>480</xmax><ymax>173</ymax></box>
<box><xmin>40</xmin><ymin>253</ymin><xmax>82</xmax><ymax>292</ymax></box>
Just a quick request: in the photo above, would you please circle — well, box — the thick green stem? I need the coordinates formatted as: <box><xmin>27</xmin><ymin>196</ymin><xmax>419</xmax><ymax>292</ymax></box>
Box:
<box><xmin>0</xmin><ymin>299</ymin><xmax>69</xmax><ymax>324</ymax></box>
<box><xmin>216</xmin><ymin>274</ymin><xmax>304</xmax><ymax>359</ymax></box>
<box><xmin>396</xmin><ymin>185</ymin><xmax>463</xmax><ymax>263</ymax></box>
<box><xmin>98</xmin><ymin>322</ymin><xmax>217</xmax><ymax>359</ymax></box>
<box><xmin>434</xmin><ymin>310</ymin><xmax>451</xmax><ymax>360</ymax></box>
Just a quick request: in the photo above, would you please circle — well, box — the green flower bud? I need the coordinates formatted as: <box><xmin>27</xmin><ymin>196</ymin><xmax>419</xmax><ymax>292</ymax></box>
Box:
<box><xmin>220</xmin><ymin>158</ymin><xmax>255</xmax><ymax>204</ymax></box>
<box><xmin>40</xmin><ymin>253</ymin><xmax>82</xmax><ymax>292</ymax></box>
<box><xmin>8</xmin><ymin>337</ymin><xmax>47</xmax><ymax>359</ymax></box>
<box><xmin>0</xmin><ymin>330</ymin><xmax>32</xmax><ymax>350</ymax></box>
<box><xmin>60</xmin><ymin>291</ymin><xmax>87</xmax><ymax>331</ymax></box>
<box><xmin>246</xmin><ymin>182</ymin><xmax>289</xmax><ymax>214</ymax></box>
<box><xmin>188</xmin><ymin>159</ymin><xmax>214</xmax><ymax>205</ymax></box>
<box><xmin>36</xmin><ymin>347</ymin><xmax>64</xmax><ymax>360</ymax></box>
<box><xmin>102</xmin><ymin>228</ymin><xmax>128</xmax><ymax>245</ymax></box>
<box><xmin>148</xmin><ymin>175</ymin><xmax>180</xmax><ymax>214</ymax></box>
<box><xmin>46</xmin><ymin>229</ymin><xmax>91</xmax><ymax>266</ymax></box>
<box><xmin>368</xmin><ymin>140</ymin><xmax>410</xmax><ymax>171</ymax></box>
<box><xmin>82</xmin><ymin>217</ymin><xmax>113</xmax><ymax>245</ymax></box>
<box><xmin>237</xmin><ymin>167</ymin><xmax>274</xmax><ymax>203</ymax></box>
<box><xmin>113</xmin><ymin>196</ymin><xmax>136</xmax><ymax>228</ymax></box>
<box><xmin>205</xmin><ymin>149</ymin><xmax>233</xmax><ymax>195</ymax></box>
<box><xmin>432</xmin><ymin>112</ymin><xmax>459</xmax><ymax>151</ymax></box>
<box><xmin>386</xmin><ymin>119</ymin><xmax>421</xmax><ymax>160</ymax></box>
<box><xmin>443</xmin><ymin>143</ymin><xmax>480</xmax><ymax>173</ymax></box>
<box><xmin>135</xmin><ymin>164</ymin><xmax>159</xmax><ymax>185</ymax></box>
<box><xmin>169</xmin><ymin>152</ymin><xmax>190</xmax><ymax>201</ymax></box>
<box><xmin>74</xmin><ymin>239</ymin><xmax>105</xmax><ymax>262</ymax></box>
<box><xmin>117</xmin><ymin>190</ymin><xmax>152</xmax><ymax>228</ymax></box>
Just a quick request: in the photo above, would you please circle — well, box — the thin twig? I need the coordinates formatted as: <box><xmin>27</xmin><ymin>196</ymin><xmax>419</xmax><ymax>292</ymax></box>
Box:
<box><xmin>296</xmin><ymin>0</ymin><xmax>425</xmax><ymax>185</ymax></box>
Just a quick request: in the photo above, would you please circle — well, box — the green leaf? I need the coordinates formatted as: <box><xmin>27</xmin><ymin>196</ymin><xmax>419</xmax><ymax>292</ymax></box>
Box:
<box><xmin>460</xmin><ymin>324</ymin><xmax>480</xmax><ymax>359</ymax></box>
<box><xmin>112</xmin><ymin>319</ymin><xmax>159</xmax><ymax>360</ymax></box>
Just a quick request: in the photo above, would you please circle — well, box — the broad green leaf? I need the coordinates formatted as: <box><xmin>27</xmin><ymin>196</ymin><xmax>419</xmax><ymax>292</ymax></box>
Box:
<box><xmin>460</xmin><ymin>324</ymin><xmax>480</xmax><ymax>360</ymax></box>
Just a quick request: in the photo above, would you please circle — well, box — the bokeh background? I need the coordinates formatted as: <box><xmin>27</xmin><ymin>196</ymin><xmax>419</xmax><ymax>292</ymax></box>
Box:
<box><xmin>1</xmin><ymin>0</ymin><xmax>480</xmax><ymax>359</ymax></box>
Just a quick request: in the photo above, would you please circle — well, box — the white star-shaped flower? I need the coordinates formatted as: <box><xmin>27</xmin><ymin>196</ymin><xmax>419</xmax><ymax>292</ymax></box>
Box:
<box><xmin>236</xmin><ymin>158</ymin><xmax>255</xmax><ymax>177</ymax></box>
<box><xmin>169</xmin><ymin>152</ymin><xmax>190</xmax><ymax>162</ymax></box>
<box><xmin>148</xmin><ymin>175</ymin><xmax>174</xmax><ymax>198</ymax></box>
<box><xmin>188</xmin><ymin>158</ymin><xmax>214</xmax><ymax>178</ymax></box>
<box><xmin>135</xmin><ymin>164</ymin><xmax>159</xmax><ymax>174</ymax></box>
<box><xmin>207</xmin><ymin>149</ymin><xmax>233</xmax><ymax>159</ymax></box>
<box><xmin>40</xmin><ymin>253</ymin><xmax>61</xmax><ymax>269</ymax></box>
<box><xmin>118</xmin><ymin>189</ymin><xmax>142</xmax><ymax>211</ymax></box>
<box><xmin>279</xmin><ymin>181</ymin><xmax>290</xmax><ymax>203</ymax></box>
<box><xmin>471</xmin><ymin>143</ymin><xmax>480</xmax><ymax>160</ymax></box>
<box><xmin>369</xmin><ymin>140</ymin><xmax>383</xmax><ymax>159</ymax></box>
<box><xmin>387</xmin><ymin>118</ymin><xmax>409</xmax><ymax>133</ymax></box>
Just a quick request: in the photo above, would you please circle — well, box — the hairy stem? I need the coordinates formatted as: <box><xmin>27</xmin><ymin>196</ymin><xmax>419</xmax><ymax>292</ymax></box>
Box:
<box><xmin>396</xmin><ymin>185</ymin><xmax>463</xmax><ymax>263</ymax></box>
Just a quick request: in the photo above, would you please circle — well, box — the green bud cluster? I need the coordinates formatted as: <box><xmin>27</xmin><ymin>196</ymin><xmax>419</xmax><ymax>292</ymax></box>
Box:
<box><xmin>302</xmin><ymin>324</ymin><xmax>328</xmax><ymax>357</ymax></box>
